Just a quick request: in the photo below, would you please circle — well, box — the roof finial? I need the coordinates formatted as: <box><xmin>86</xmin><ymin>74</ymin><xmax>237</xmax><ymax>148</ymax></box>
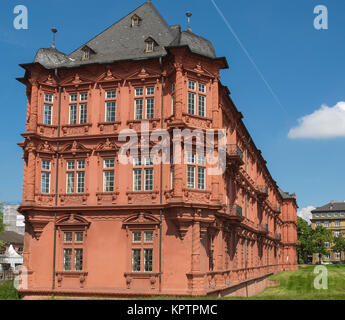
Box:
<box><xmin>186</xmin><ymin>11</ymin><xmax>192</xmax><ymax>32</ymax></box>
<box><xmin>51</xmin><ymin>28</ymin><xmax>58</xmax><ymax>49</ymax></box>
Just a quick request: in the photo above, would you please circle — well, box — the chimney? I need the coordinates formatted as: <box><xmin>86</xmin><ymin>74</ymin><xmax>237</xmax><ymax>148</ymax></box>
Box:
<box><xmin>51</xmin><ymin>28</ymin><xmax>58</xmax><ymax>49</ymax></box>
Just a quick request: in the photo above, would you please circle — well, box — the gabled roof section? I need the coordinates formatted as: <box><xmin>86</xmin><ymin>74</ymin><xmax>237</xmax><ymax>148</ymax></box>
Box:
<box><xmin>312</xmin><ymin>202</ymin><xmax>345</xmax><ymax>213</ymax></box>
<box><xmin>31</xmin><ymin>2</ymin><xmax>223</xmax><ymax>70</ymax></box>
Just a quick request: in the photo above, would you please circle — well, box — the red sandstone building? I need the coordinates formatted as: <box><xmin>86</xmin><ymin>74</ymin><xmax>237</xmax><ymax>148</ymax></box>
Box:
<box><xmin>17</xmin><ymin>1</ymin><xmax>298</xmax><ymax>299</ymax></box>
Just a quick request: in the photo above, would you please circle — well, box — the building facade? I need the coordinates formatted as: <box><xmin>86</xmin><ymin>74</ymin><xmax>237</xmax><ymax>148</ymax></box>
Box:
<box><xmin>3</xmin><ymin>205</ymin><xmax>25</xmax><ymax>235</ymax></box>
<box><xmin>311</xmin><ymin>202</ymin><xmax>345</xmax><ymax>264</ymax></box>
<box><xmin>17</xmin><ymin>1</ymin><xmax>298</xmax><ymax>299</ymax></box>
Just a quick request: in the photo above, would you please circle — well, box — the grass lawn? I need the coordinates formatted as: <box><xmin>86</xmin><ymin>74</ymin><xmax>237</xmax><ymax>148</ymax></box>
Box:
<box><xmin>137</xmin><ymin>265</ymin><xmax>345</xmax><ymax>300</ymax></box>
<box><xmin>0</xmin><ymin>281</ymin><xmax>20</xmax><ymax>300</ymax></box>
<box><xmin>247</xmin><ymin>264</ymin><xmax>345</xmax><ymax>300</ymax></box>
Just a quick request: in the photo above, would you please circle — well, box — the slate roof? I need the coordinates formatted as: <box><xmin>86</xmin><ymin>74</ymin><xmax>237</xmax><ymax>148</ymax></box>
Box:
<box><xmin>278</xmin><ymin>188</ymin><xmax>295</xmax><ymax>200</ymax></box>
<box><xmin>312</xmin><ymin>202</ymin><xmax>345</xmax><ymax>213</ymax></box>
<box><xmin>0</xmin><ymin>231</ymin><xmax>24</xmax><ymax>245</ymax></box>
<box><xmin>33</xmin><ymin>1</ymin><xmax>220</xmax><ymax>70</ymax></box>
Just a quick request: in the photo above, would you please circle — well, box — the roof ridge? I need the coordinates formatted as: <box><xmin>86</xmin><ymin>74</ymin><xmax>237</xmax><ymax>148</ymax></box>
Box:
<box><xmin>69</xmin><ymin>2</ymin><xmax>159</xmax><ymax>56</ymax></box>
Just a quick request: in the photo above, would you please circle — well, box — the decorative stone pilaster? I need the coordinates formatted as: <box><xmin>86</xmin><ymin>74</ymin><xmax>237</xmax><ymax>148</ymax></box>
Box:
<box><xmin>28</xmin><ymin>80</ymin><xmax>38</xmax><ymax>133</ymax></box>
<box><xmin>26</xmin><ymin>146</ymin><xmax>36</xmax><ymax>203</ymax></box>
<box><xmin>174</xmin><ymin>62</ymin><xmax>183</xmax><ymax>121</ymax></box>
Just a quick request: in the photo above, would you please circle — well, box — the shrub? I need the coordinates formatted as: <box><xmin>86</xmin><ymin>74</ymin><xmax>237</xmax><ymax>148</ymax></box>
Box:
<box><xmin>0</xmin><ymin>281</ymin><xmax>20</xmax><ymax>300</ymax></box>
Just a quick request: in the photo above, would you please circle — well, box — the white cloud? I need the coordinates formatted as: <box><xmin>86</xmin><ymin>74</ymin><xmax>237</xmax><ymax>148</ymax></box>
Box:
<box><xmin>297</xmin><ymin>206</ymin><xmax>315</xmax><ymax>224</ymax></box>
<box><xmin>288</xmin><ymin>101</ymin><xmax>345</xmax><ymax>139</ymax></box>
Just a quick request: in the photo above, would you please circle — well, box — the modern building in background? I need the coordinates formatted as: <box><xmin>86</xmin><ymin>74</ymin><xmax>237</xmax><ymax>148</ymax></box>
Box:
<box><xmin>3</xmin><ymin>204</ymin><xmax>25</xmax><ymax>235</ymax></box>
<box><xmin>0</xmin><ymin>205</ymin><xmax>24</xmax><ymax>272</ymax></box>
<box><xmin>17</xmin><ymin>1</ymin><xmax>298</xmax><ymax>299</ymax></box>
<box><xmin>311</xmin><ymin>201</ymin><xmax>345</xmax><ymax>264</ymax></box>
<box><xmin>0</xmin><ymin>231</ymin><xmax>23</xmax><ymax>271</ymax></box>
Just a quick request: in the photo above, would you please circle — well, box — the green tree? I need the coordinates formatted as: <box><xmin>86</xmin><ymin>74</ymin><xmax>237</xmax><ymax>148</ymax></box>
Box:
<box><xmin>311</xmin><ymin>226</ymin><xmax>333</xmax><ymax>264</ymax></box>
<box><xmin>297</xmin><ymin>217</ymin><xmax>313</xmax><ymax>264</ymax></box>
<box><xmin>332</xmin><ymin>236</ymin><xmax>345</xmax><ymax>261</ymax></box>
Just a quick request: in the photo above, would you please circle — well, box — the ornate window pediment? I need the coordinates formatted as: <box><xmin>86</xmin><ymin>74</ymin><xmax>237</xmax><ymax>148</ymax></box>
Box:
<box><xmin>123</xmin><ymin>212</ymin><xmax>160</xmax><ymax>228</ymax></box>
<box><xmin>60</xmin><ymin>141</ymin><xmax>91</xmax><ymax>156</ymax></box>
<box><xmin>56</xmin><ymin>214</ymin><xmax>90</xmax><ymax>231</ymax></box>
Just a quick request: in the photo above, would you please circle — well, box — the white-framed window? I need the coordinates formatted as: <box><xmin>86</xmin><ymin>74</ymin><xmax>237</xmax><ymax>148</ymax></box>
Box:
<box><xmin>103</xmin><ymin>159</ymin><xmax>115</xmax><ymax>192</ymax></box>
<box><xmin>131</xmin><ymin>231</ymin><xmax>154</xmax><ymax>273</ymax></box>
<box><xmin>80</xmin><ymin>93</ymin><xmax>88</xmax><ymax>101</ymax></box>
<box><xmin>187</xmin><ymin>80</ymin><xmax>206</xmax><ymax>117</ymax></box>
<box><xmin>105</xmin><ymin>90</ymin><xmax>117</xmax><ymax>122</ymax></box>
<box><xmin>44</xmin><ymin>93</ymin><xmax>53</xmax><ymax>103</ymax></box>
<box><xmin>146</xmin><ymin>87</ymin><xmax>154</xmax><ymax>95</ymax></box>
<box><xmin>315</xmin><ymin>213</ymin><xmax>319</xmax><ymax>217</ymax></box>
<box><xmin>44</xmin><ymin>105</ymin><xmax>53</xmax><ymax>125</ymax></box>
<box><xmin>132</xmin><ymin>232</ymin><xmax>142</xmax><ymax>243</ymax></box>
<box><xmin>134</xmin><ymin>86</ymin><xmax>155</xmax><ymax>120</ymax></box>
<box><xmin>335</xmin><ymin>252</ymin><xmax>341</xmax><ymax>260</ymax></box>
<box><xmin>341</xmin><ymin>212</ymin><xmax>345</xmax><ymax>217</ymax></box>
<box><xmin>316</xmin><ymin>221</ymin><xmax>321</xmax><ymax>227</ymax></box>
<box><xmin>324</xmin><ymin>221</ymin><xmax>329</xmax><ymax>227</ymax></box>
<box><xmin>335</xmin><ymin>212</ymin><xmax>338</xmax><ymax>217</ymax></box>
<box><xmin>70</xmin><ymin>94</ymin><xmax>77</xmax><ymax>102</ymax></box>
<box><xmin>41</xmin><ymin>160</ymin><xmax>51</xmax><ymax>194</ymax></box>
<box><xmin>79</xmin><ymin>104</ymin><xmax>87</xmax><ymax>124</ymax></box>
<box><xmin>328</xmin><ymin>212</ymin><xmax>332</xmax><ymax>217</ymax></box>
<box><xmin>335</xmin><ymin>220</ymin><xmax>340</xmax><ymax>227</ymax></box>
<box><xmin>334</xmin><ymin>231</ymin><xmax>341</xmax><ymax>237</ymax></box>
<box><xmin>135</xmin><ymin>88</ymin><xmax>143</xmax><ymax>97</ymax></box>
<box><xmin>146</xmin><ymin>98</ymin><xmax>154</xmax><ymax>119</ymax></box>
<box><xmin>322</xmin><ymin>213</ymin><xmax>325</xmax><ymax>217</ymax></box>
<box><xmin>133</xmin><ymin>157</ymin><xmax>154</xmax><ymax>191</ymax></box>
<box><xmin>144</xmin><ymin>231</ymin><xmax>153</xmax><ymax>243</ymax></box>
<box><xmin>64</xmin><ymin>232</ymin><xmax>73</xmax><ymax>243</ymax></box>
<box><xmin>63</xmin><ymin>231</ymin><xmax>84</xmax><ymax>272</ymax></box>
<box><xmin>106</xmin><ymin>101</ymin><xmax>116</xmax><ymax>122</ymax></box>
<box><xmin>69</xmin><ymin>104</ymin><xmax>77</xmax><ymax>125</ymax></box>
<box><xmin>324</xmin><ymin>242</ymin><xmax>330</xmax><ymax>248</ymax></box>
<box><xmin>324</xmin><ymin>254</ymin><xmax>330</xmax><ymax>260</ymax></box>
<box><xmin>186</xmin><ymin>152</ymin><xmax>206</xmax><ymax>190</ymax></box>
<box><xmin>66</xmin><ymin>160</ymin><xmax>86</xmax><ymax>194</ymax></box>
<box><xmin>69</xmin><ymin>93</ymin><xmax>88</xmax><ymax>124</ymax></box>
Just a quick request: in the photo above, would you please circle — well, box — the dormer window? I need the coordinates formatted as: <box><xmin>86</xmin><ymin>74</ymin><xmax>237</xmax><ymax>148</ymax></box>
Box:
<box><xmin>145</xmin><ymin>37</ymin><xmax>157</xmax><ymax>53</ymax></box>
<box><xmin>81</xmin><ymin>45</ymin><xmax>95</xmax><ymax>61</ymax></box>
<box><xmin>131</xmin><ymin>14</ymin><xmax>141</xmax><ymax>27</ymax></box>
<box><xmin>83</xmin><ymin>50</ymin><xmax>89</xmax><ymax>60</ymax></box>
<box><xmin>146</xmin><ymin>41</ymin><xmax>154</xmax><ymax>53</ymax></box>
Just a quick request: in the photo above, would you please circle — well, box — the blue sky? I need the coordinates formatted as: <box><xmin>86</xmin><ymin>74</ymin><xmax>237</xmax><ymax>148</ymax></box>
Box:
<box><xmin>0</xmin><ymin>0</ymin><xmax>344</xmax><ymax>215</ymax></box>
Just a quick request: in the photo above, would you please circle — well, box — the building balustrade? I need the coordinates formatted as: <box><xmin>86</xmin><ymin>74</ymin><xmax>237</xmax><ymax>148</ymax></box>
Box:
<box><xmin>257</xmin><ymin>185</ymin><xmax>268</xmax><ymax>195</ymax></box>
<box><xmin>226</xmin><ymin>144</ymin><xmax>244</xmax><ymax>168</ymax></box>
<box><xmin>258</xmin><ymin>223</ymin><xmax>269</xmax><ymax>234</ymax></box>
<box><xmin>230</xmin><ymin>204</ymin><xmax>243</xmax><ymax>217</ymax></box>
<box><xmin>205</xmin><ymin>264</ymin><xmax>284</xmax><ymax>291</ymax></box>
